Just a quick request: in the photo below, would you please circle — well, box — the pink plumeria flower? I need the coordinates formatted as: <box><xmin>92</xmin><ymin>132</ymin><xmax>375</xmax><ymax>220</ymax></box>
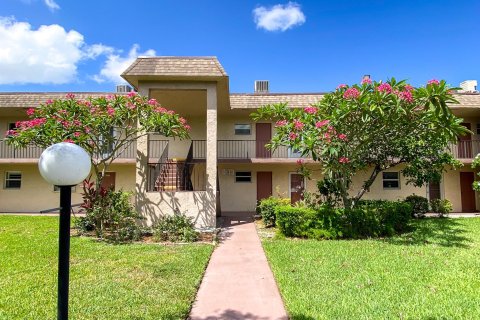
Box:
<box><xmin>343</xmin><ymin>88</ymin><xmax>360</xmax><ymax>99</ymax></box>
<box><xmin>336</xmin><ymin>84</ymin><xmax>347</xmax><ymax>90</ymax></box>
<box><xmin>339</xmin><ymin>157</ymin><xmax>349</xmax><ymax>164</ymax></box>
<box><xmin>276</xmin><ymin>120</ymin><xmax>288</xmax><ymax>127</ymax></box>
<box><xmin>289</xmin><ymin>132</ymin><xmax>298</xmax><ymax>140</ymax></box>
<box><xmin>338</xmin><ymin>133</ymin><xmax>347</xmax><ymax>141</ymax></box>
<box><xmin>361</xmin><ymin>78</ymin><xmax>372</xmax><ymax>85</ymax></box>
<box><xmin>296</xmin><ymin>159</ymin><xmax>304</xmax><ymax>165</ymax></box>
<box><xmin>304</xmin><ymin>106</ymin><xmax>317</xmax><ymax>114</ymax></box>
<box><xmin>315</xmin><ymin>120</ymin><xmax>330</xmax><ymax>128</ymax></box>
<box><xmin>427</xmin><ymin>79</ymin><xmax>440</xmax><ymax>85</ymax></box>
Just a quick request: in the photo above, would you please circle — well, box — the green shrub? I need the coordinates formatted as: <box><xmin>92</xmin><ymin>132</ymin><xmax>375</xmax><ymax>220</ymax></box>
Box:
<box><xmin>153</xmin><ymin>214</ymin><xmax>198</xmax><ymax>242</ymax></box>
<box><xmin>275</xmin><ymin>205</ymin><xmax>342</xmax><ymax>240</ymax></box>
<box><xmin>257</xmin><ymin>197</ymin><xmax>290</xmax><ymax>227</ymax></box>
<box><xmin>78</xmin><ymin>178</ymin><xmax>144</xmax><ymax>243</ymax></box>
<box><xmin>430</xmin><ymin>198</ymin><xmax>453</xmax><ymax>217</ymax></box>
<box><xmin>404</xmin><ymin>194</ymin><xmax>429</xmax><ymax>217</ymax></box>
<box><xmin>276</xmin><ymin>201</ymin><xmax>412</xmax><ymax>240</ymax></box>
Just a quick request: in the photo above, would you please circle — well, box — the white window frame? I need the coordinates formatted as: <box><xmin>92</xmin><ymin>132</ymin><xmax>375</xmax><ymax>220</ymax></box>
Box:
<box><xmin>234</xmin><ymin>124</ymin><xmax>252</xmax><ymax>135</ymax></box>
<box><xmin>4</xmin><ymin>171</ymin><xmax>22</xmax><ymax>189</ymax></box>
<box><xmin>382</xmin><ymin>172</ymin><xmax>400</xmax><ymax>189</ymax></box>
<box><xmin>235</xmin><ymin>171</ymin><xmax>252</xmax><ymax>183</ymax></box>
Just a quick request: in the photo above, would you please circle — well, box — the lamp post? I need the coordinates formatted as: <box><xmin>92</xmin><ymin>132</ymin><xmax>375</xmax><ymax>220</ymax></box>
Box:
<box><xmin>38</xmin><ymin>142</ymin><xmax>91</xmax><ymax>320</ymax></box>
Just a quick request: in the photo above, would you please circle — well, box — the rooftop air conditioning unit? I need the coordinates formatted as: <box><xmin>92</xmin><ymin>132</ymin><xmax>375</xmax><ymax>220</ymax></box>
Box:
<box><xmin>460</xmin><ymin>80</ymin><xmax>478</xmax><ymax>93</ymax></box>
<box><xmin>254</xmin><ymin>80</ymin><xmax>269</xmax><ymax>94</ymax></box>
<box><xmin>116</xmin><ymin>84</ymin><xmax>133</xmax><ymax>93</ymax></box>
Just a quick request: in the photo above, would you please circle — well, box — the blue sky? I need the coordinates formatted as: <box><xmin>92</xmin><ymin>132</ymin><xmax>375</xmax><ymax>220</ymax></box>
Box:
<box><xmin>0</xmin><ymin>0</ymin><xmax>479</xmax><ymax>93</ymax></box>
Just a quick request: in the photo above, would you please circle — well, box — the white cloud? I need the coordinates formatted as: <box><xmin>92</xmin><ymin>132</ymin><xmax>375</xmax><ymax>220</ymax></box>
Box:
<box><xmin>0</xmin><ymin>17</ymin><xmax>155</xmax><ymax>85</ymax></box>
<box><xmin>0</xmin><ymin>17</ymin><xmax>84</xmax><ymax>84</ymax></box>
<box><xmin>92</xmin><ymin>44</ymin><xmax>156</xmax><ymax>84</ymax></box>
<box><xmin>253</xmin><ymin>2</ymin><xmax>306</xmax><ymax>32</ymax></box>
<box><xmin>44</xmin><ymin>0</ymin><xmax>60</xmax><ymax>11</ymax></box>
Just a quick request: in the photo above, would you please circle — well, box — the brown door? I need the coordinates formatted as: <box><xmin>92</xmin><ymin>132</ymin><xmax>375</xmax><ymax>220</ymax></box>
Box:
<box><xmin>256</xmin><ymin>123</ymin><xmax>272</xmax><ymax>158</ymax></box>
<box><xmin>290</xmin><ymin>173</ymin><xmax>304</xmax><ymax>204</ymax></box>
<box><xmin>429</xmin><ymin>181</ymin><xmax>441</xmax><ymax>201</ymax></box>
<box><xmin>257</xmin><ymin>172</ymin><xmax>273</xmax><ymax>202</ymax></box>
<box><xmin>101</xmin><ymin>172</ymin><xmax>116</xmax><ymax>191</ymax></box>
<box><xmin>460</xmin><ymin>172</ymin><xmax>476</xmax><ymax>212</ymax></box>
<box><xmin>458</xmin><ymin>123</ymin><xmax>472</xmax><ymax>158</ymax></box>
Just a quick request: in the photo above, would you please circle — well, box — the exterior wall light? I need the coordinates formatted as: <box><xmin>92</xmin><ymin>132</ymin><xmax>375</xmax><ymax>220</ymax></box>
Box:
<box><xmin>38</xmin><ymin>142</ymin><xmax>91</xmax><ymax>320</ymax></box>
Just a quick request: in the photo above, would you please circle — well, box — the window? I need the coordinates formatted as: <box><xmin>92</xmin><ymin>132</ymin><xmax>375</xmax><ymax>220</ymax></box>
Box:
<box><xmin>5</xmin><ymin>172</ymin><xmax>21</xmax><ymax>189</ymax></box>
<box><xmin>234</xmin><ymin>124</ymin><xmax>251</xmax><ymax>135</ymax></box>
<box><xmin>8</xmin><ymin>123</ymin><xmax>16</xmax><ymax>131</ymax></box>
<box><xmin>235</xmin><ymin>171</ymin><xmax>252</xmax><ymax>183</ymax></box>
<box><xmin>476</xmin><ymin>123</ymin><xmax>480</xmax><ymax>135</ymax></box>
<box><xmin>383</xmin><ymin>172</ymin><xmax>400</xmax><ymax>189</ymax></box>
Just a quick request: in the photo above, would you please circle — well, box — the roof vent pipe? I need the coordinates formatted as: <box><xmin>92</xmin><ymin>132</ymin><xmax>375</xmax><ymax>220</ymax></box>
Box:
<box><xmin>254</xmin><ymin>80</ymin><xmax>269</xmax><ymax>93</ymax></box>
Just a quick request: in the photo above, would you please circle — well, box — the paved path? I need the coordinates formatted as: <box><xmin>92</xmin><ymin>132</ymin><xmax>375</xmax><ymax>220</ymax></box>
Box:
<box><xmin>189</xmin><ymin>212</ymin><xmax>288</xmax><ymax>320</ymax></box>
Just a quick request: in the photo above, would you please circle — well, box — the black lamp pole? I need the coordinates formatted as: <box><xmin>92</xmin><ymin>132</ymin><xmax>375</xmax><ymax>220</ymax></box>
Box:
<box><xmin>58</xmin><ymin>185</ymin><xmax>72</xmax><ymax>320</ymax></box>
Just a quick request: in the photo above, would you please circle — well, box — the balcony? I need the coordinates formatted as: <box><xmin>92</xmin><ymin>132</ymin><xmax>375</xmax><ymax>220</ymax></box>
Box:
<box><xmin>0</xmin><ymin>140</ymin><xmax>137</xmax><ymax>162</ymax></box>
<box><xmin>449</xmin><ymin>140</ymin><xmax>480</xmax><ymax>160</ymax></box>
<box><xmin>191</xmin><ymin>140</ymin><xmax>302</xmax><ymax>161</ymax></box>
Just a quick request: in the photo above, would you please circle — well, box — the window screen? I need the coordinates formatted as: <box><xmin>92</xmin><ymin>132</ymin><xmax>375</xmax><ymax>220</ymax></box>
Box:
<box><xmin>383</xmin><ymin>172</ymin><xmax>400</xmax><ymax>189</ymax></box>
<box><xmin>234</xmin><ymin>124</ymin><xmax>251</xmax><ymax>135</ymax></box>
<box><xmin>235</xmin><ymin>171</ymin><xmax>252</xmax><ymax>183</ymax></box>
<box><xmin>5</xmin><ymin>172</ymin><xmax>21</xmax><ymax>189</ymax></box>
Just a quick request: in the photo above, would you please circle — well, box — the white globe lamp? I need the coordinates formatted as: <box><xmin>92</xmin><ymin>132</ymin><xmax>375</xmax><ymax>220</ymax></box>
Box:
<box><xmin>38</xmin><ymin>142</ymin><xmax>91</xmax><ymax>320</ymax></box>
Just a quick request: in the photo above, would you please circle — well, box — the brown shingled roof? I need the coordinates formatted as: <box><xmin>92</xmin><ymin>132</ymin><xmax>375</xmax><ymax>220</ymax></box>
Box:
<box><xmin>451</xmin><ymin>93</ymin><xmax>480</xmax><ymax>108</ymax></box>
<box><xmin>0</xmin><ymin>92</ymin><xmax>121</xmax><ymax>108</ymax></box>
<box><xmin>121</xmin><ymin>56</ymin><xmax>227</xmax><ymax>77</ymax></box>
<box><xmin>229</xmin><ymin>93</ymin><xmax>325</xmax><ymax>109</ymax></box>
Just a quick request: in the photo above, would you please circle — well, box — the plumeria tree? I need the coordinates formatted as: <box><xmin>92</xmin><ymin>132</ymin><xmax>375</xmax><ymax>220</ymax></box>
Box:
<box><xmin>6</xmin><ymin>92</ymin><xmax>190</xmax><ymax>190</ymax></box>
<box><xmin>252</xmin><ymin>79</ymin><xmax>467</xmax><ymax>208</ymax></box>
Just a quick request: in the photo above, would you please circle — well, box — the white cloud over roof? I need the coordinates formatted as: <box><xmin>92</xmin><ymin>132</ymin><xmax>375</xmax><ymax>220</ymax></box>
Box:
<box><xmin>0</xmin><ymin>17</ymin><xmax>155</xmax><ymax>85</ymax></box>
<box><xmin>253</xmin><ymin>2</ymin><xmax>306</xmax><ymax>32</ymax></box>
<box><xmin>92</xmin><ymin>45</ymin><xmax>156</xmax><ymax>84</ymax></box>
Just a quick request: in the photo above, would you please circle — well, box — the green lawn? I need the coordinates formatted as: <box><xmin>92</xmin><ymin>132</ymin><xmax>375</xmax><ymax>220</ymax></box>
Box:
<box><xmin>0</xmin><ymin>216</ymin><xmax>213</xmax><ymax>320</ymax></box>
<box><xmin>262</xmin><ymin>218</ymin><xmax>480</xmax><ymax>320</ymax></box>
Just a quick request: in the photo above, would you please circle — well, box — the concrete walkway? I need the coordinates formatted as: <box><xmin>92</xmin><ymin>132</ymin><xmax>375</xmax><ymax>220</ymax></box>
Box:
<box><xmin>189</xmin><ymin>212</ymin><xmax>288</xmax><ymax>320</ymax></box>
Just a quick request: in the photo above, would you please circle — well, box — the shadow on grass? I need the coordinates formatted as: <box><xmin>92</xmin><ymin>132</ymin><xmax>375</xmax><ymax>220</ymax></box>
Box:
<box><xmin>383</xmin><ymin>218</ymin><xmax>472</xmax><ymax>248</ymax></box>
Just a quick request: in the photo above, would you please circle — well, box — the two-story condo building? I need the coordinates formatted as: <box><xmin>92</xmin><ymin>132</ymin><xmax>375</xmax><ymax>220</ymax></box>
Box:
<box><xmin>0</xmin><ymin>57</ymin><xmax>479</xmax><ymax>228</ymax></box>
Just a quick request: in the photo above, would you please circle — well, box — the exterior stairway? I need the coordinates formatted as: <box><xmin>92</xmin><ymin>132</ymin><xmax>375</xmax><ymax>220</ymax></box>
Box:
<box><xmin>155</xmin><ymin>159</ymin><xmax>186</xmax><ymax>191</ymax></box>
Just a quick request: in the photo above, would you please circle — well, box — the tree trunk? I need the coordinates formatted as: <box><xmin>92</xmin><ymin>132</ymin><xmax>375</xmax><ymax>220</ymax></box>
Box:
<box><xmin>352</xmin><ymin>165</ymin><xmax>381</xmax><ymax>206</ymax></box>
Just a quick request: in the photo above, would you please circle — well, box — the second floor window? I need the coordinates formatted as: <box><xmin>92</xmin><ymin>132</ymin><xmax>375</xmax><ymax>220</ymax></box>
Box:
<box><xmin>234</xmin><ymin>124</ymin><xmax>251</xmax><ymax>135</ymax></box>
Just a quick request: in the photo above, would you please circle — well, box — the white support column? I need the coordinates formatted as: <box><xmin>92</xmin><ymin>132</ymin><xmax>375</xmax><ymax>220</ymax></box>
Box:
<box><xmin>206</xmin><ymin>83</ymin><xmax>218</xmax><ymax>220</ymax></box>
<box><xmin>135</xmin><ymin>87</ymin><xmax>150</xmax><ymax>216</ymax></box>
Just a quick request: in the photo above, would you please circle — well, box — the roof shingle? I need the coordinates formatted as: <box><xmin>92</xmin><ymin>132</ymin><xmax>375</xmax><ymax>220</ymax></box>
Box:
<box><xmin>121</xmin><ymin>56</ymin><xmax>227</xmax><ymax>77</ymax></box>
<box><xmin>0</xmin><ymin>93</ymin><xmax>125</xmax><ymax>108</ymax></box>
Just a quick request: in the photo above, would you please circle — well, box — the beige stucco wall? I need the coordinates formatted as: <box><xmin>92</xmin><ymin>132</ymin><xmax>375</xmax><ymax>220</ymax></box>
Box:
<box><xmin>443</xmin><ymin>168</ymin><xmax>479</xmax><ymax>212</ymax></box>
<box><xmin>218</xmin><ymin>163</ymin><xmax>432</xmax><ymax>212</ymax></box>
<box><xmin>0</xmin><ymin>163</ymin><xmax>135</xmax><ymax>213</ymax></box>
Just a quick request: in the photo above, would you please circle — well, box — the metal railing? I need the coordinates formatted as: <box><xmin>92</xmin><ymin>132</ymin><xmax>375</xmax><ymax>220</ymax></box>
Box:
<box><xmin>147</xmin><ymin>162</ymin><xmax>206</xmax><ymax>192</ymax></box>
<box><xmin>449</xmin><ymin>140</ymin><xmax>480</xmax><ymax>159</ymax></box>
<box><xmin>192</xmin><ymin>140</ymin><xmax>299</xmax><ymax>159</ymax></box>
<box><xmin>0</xmin><ymin>140</ymin><xmax>136</xmax><ymax>160</ymax></box>
<box><xmin>148</xmin><ymin>138</ymin><xmax>169</xmax><ymax>159</ymax></box>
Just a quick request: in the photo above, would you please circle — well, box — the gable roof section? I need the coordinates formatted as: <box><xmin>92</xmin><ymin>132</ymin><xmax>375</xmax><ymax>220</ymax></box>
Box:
<box><xmin>0</xmin><ymin>92</ymin><xmax>124</xmax><ymax>108</ymax></box>
<box><xmin>230</xmin><ymin>93</ymin><xmax>325</xmax><ymax>109</ymax></box>
<box><xmin>122</xmin><ymin>56</ymin><xmax>227</xmax><ymax>77</ymax></box>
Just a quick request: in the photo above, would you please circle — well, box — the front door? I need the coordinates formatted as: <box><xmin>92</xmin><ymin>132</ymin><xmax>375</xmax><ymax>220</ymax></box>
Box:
<box><xmin>289</xmin><ymin>173</ymin><xmax>304</xmax><ymax>204</ymax></box>
<box><xmin>458</xmin><ymin>123</ymin><xmax>472</xmax><ymax>158</ymax></box>
<box><xmin>101</xmin><ymin>172</ymin><xmax>116</xmax><ymax>191</ymax></box>
<box><xmin>460</xmin><ymin>172</ymin><xmax>476</xmax><ymax>212</ymax></box>
<box><xmin>429</xmin><ymin>181</ymin><xmax>441</xmax><ymax>201</ymax></box>
<box><xmin>256</xmin><ymin>123</ymin><xmax>272</xmax><ymax>158</ymax></box>
<box><xmin>257</xmin><ymin>172</ymin><xmax>273</xmax><ymax>202</ymax></box>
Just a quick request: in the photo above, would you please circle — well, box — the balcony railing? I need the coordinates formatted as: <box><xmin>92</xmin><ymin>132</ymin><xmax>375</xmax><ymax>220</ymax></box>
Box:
<box><xmin>449</xmin><ymin>140</ymin><xmax>480</xmax><ymax>159</ymax></box>
<box><xmin>0</xmin><ymin>140</ymin><xmax>136</xmax><ymax>160</ymax></box>
<box><xmin>148</xmin><ymin>139</ymin><xmax>169</xmax><ymax>159</ymax></box>
<box><xmin>192</xmin><ymin>140</ymin><xmax>301</xmax><ymax>160</ymax></box>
